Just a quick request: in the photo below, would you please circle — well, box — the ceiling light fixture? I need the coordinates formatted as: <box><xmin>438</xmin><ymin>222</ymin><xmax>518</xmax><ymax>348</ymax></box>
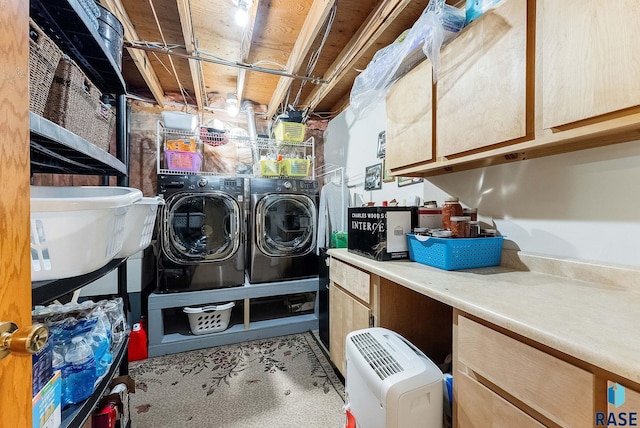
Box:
<box><xmin>226</xmin><ymin>93</ymin><xmax>239</xmax><ymax>116</ymax></box>
<box><xmin>233</xmin><ymin>0</ymin><xmax>253</xmax><ymax>27</ymax></box>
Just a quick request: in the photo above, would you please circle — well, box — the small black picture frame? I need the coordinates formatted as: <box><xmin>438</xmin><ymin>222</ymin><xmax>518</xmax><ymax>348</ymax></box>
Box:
<box><xmin>377</xmin><ymin>131</ymin><xmax>386</xmax><ymax>159</ymax></box>
<box><xmin>364</xmin><ymin>163</ymin><xmax>382</xmax><ymax>190</ymax></box>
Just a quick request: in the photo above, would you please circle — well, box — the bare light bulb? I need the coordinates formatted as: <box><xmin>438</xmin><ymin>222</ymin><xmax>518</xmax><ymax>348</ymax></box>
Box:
<box><xmin>226</xmin><ymin>96</ymin><xmax>239</xmax><ymax>116</ymax></box>
<box><xmin>235</xmin><ymin>7</ymin><xmax>248</xmax><ymax>26</ymax></box>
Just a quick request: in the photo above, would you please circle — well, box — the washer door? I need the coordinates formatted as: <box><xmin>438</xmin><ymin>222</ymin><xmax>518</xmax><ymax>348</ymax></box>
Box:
<box><xmin>163</xmin><ymin>192</ymin><xmax>241</xmax><ymax>263</ymax></box>
<box><xmin>255</xmin><ymin>194</ymin><xmax>316</xmax><ymax>257</ymax></box>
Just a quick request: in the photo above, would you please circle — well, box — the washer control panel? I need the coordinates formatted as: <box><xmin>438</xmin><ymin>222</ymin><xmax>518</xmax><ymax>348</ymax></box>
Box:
<box><xmin>273</xmin><ymin>179</ymin><xmax>318</xmax><ymax>194</ymax></box>
<box><xmin>158</xmin><ymin>175</ymin><xmax>245</xmax><ymax>196</ymax></box>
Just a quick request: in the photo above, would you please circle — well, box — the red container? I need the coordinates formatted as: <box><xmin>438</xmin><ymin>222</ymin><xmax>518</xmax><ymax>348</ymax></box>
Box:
<box><xmin>93</xmin><ymin>402</ymin><xmax>118</xmax><ymax>428</ymax></box>
<box><xmin>128</xmin><ymin>322</ymin><xmax>148</xmax><ymax>362</ymax></box>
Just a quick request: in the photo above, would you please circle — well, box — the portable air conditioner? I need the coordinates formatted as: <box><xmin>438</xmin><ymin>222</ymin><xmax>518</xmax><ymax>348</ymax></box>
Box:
<box><xmin>345</xmin><ymin>328</ymin><xmax>443</xmax><ymax>428</ymax></box>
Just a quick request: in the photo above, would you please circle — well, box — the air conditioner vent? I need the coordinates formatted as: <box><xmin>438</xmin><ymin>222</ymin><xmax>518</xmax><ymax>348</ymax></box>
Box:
<box><xmin>350</xmin><ymin>331</ymin><xmax>404</xmax><ymax>380</ymax></box>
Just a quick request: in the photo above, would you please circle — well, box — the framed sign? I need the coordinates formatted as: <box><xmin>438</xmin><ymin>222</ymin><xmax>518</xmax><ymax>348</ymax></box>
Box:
<box><xmin>397</xmin><ymin>176</ymin><xmax>424</xmax><ymax>187</ymax></box>
<box><xmin>364</xmin><ymin>163</ymin><xmax>382</xmax><ymax>190</ymax></box>
<box><xmin>377</xmin><ymin>131</ymin><xmax>386</xmax><ymax>158</ymax></box>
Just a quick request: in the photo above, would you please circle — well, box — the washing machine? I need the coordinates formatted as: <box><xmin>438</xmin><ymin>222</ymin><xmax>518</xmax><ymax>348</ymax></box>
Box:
<box><xmin>248</xmin><ymin>178</ymin><xmax>318</xmax><ymax>283</ymax></box>
<box><xmin>157</xmin><ymin>174</ymin><xmax>247</xmax><ymax>292</ymax></box>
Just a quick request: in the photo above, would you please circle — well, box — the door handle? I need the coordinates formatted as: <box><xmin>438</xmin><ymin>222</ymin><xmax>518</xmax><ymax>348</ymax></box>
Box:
<box><xmin>0</xmin><ymin>321</ymin><xmax>49</xmax><ymax>360</ymax></box>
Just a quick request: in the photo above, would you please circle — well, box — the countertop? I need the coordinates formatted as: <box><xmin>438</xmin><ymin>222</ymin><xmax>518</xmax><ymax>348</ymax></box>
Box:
<box><xmin>327</xmin><ymin>248</ymin><xmax>640</xmax><ymax>384</ymax></box>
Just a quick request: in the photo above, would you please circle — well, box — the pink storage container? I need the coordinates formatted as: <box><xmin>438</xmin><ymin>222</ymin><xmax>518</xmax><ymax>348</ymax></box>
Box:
<box><xmin>165</xmin><ymin>150</ymin><xmax>202</xmax><ymax>172</ymax></box>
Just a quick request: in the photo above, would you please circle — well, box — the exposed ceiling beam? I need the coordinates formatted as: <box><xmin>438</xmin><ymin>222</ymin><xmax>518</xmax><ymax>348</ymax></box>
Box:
<box><xmin>331</xmin><ymin>91</ymin><xmax>351</xmax><ymax>117</ymax></box>
<box><xmin>237</xmin><ymin>0</ymin><xmax>260</xmax><ymax>105</ymax></box>
<box><xmin>266</xmin><ymin>0</ymin><xmax>337</xmax><ymax>120</ymax></box>
<box><xmin>302</xmin><ymin>0</ymin><xmax>413</xmax><ymax>112</ymax></box>
<box><xmin>176</xmin><ymin>0</ymin><xmax>204</xmax><ymax>110</ymax></box>
<box><xmin>101</xmin><ymin>0</ymin><xmax>165</xmax><ymax>107</ymax></box>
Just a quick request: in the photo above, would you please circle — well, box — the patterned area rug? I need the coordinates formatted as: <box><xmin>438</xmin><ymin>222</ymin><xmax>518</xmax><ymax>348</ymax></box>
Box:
<box><xmin>129</xmin><ymin>332</ymin><xmax>345</xmax><ymax>428</ymax></box>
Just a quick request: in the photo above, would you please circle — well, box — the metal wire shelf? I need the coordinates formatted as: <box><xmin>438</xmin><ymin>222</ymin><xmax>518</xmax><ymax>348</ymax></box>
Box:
<box><xmin>156</xmin><ymin>121</ymin><xmax>315</xmax><ymax>178</ymax></box>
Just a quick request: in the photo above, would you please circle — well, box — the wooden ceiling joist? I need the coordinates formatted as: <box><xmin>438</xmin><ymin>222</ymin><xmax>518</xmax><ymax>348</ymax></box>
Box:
<box><xmin>177</xmin><ymin>0</ymin><xmax>204</xmax><ymax>110</ymax></box>
<box><xmin>101</xmin><ymin>0</ymin><xmax>165</xmax><ymax>107</ymax></box>
<box><xmin>265</xmin><ymin>0</ymin><xmax>337</xmax><ymax>120</ymax></box>
<box><xmin>303</xmin><ymin>0</ymin><xmax>414</xmax><ymax>113</ymax></box>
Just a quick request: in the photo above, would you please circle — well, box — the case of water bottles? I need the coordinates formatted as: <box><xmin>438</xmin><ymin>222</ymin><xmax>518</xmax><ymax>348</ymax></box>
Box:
<box><xmin>32</xmin><ymin>298</ymin><xmax>129</xmax><ymax>408</ymax></box>
<box><xmin>32</xmin><ymin>370</ymin><xmax>62</xmax><ymax>428</ymax></box>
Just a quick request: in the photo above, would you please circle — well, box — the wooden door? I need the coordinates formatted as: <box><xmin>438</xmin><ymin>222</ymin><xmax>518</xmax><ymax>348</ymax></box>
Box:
<box><xmin>0</xmin><ymin>2</ymin><xmax>33</xmax><ymax>426</ymax></box>
<box><xmin>329</xmin><ymin>284</ymin><xmax>370</xmax><ymax>377</ymax></box>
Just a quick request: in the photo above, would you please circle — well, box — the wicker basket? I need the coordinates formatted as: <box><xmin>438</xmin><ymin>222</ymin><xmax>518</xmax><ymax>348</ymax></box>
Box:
<box><xmin>89</xmin><ymin>101</ymin><xmax>116</xmax><ymax>152</ymax></box>
<box><xmin>28</xmin><ymin>19</ymin><xmax>63</xmax><ymax>116</ymax></box>
<box><xmin>44</xmin><ymin>56</ymin><xmax>113</xmax><ymax>151</ymax></box>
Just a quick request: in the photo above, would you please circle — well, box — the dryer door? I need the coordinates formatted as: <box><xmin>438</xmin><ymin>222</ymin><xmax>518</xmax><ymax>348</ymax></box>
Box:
<box><xmin>255</xmin><ymin>194</ymin><xmax>316</xmax><ymax>257</ymax></box>
<box><xmin>163</xmin><ymin>192</ymin><xmax>241</xmax><ymax>263</ymax></box>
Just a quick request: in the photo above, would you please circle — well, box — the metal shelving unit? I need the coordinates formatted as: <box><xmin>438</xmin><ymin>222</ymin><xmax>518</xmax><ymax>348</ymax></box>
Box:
<box><xmin>156</xmin><ymin>121</ymin><xmax>315</xmax><ymax>178</ymax></box>
<box><xmin>30</xmin><ymin>113</ymin><xmax>126</xmax><ymax>176</ymax></box>
<box><xmin>32</xmin><ymin>258</ymin><xmax>126</xmax><ymax>306</ymax></box>
<box><xmin>30</xmin><ymin>0</ymin><xmax>126</xmax><ymax>95</ymax></box>
<box><xmin>29</xmin><ymin>1</ymin><xmax>131</xmax><ymax>426</ymax></box>
<box><xmin>59</xmin><ymin>336</ymin><xmax>129</xmax><ymax>428</ymax></box>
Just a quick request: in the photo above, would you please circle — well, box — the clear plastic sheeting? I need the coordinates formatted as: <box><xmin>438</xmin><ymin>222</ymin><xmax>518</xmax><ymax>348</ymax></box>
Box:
<box><xmin>349</xmin><ymin>0</ymin><xmax>465</xmax><ymax>117</ymax></box>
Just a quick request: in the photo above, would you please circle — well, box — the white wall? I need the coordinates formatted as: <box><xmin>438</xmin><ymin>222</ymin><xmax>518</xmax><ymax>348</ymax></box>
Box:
<box><xmin>324</xmin><ymin>104</ymin><xmax>640</xmax><ymax>268</ymax></box>
<box><xmin>323</xmin><ymin>103</ymin><xmax>450</xmax><ymax>206</ymax></box>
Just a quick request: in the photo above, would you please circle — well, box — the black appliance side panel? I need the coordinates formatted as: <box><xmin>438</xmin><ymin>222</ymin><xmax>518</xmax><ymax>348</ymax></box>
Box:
<box><xmin>318</xmin><ymin>247</ymin><xmax>330</xmax><ymax>349</ymax></box>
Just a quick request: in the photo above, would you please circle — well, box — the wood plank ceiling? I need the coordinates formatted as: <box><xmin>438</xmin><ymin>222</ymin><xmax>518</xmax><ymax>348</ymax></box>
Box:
<box><xmin>99</xmin><ymin>0</ymin><xmax>454</xmax><ymax>122</ymax></box>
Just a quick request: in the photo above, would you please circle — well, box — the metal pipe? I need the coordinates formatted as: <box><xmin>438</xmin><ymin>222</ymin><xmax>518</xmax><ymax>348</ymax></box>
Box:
<box><xmin>243</xmin><ymin>101</ymin><xmax>260</xmax><ymax>167</ymax></box>
<box><xmin>124</xmin><ymin>42</ymin><xmax>328</xmax><ymax>84</ymax></box>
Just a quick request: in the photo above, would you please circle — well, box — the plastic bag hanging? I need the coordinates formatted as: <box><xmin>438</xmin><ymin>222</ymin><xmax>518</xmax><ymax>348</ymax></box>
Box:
<box><xmin>349</xmin><ymin>0</ymin><xmax>464</xmax><ymax>117</ymax></box>
<box><xmin>421</xmin><ymin>0</ymin><xmax>446</xmax><ymax>83</ymax></box>
<box><xmin>421</xmin><ymin>0</ymin><xmax>468</xmax><ymax>82</ymax></box>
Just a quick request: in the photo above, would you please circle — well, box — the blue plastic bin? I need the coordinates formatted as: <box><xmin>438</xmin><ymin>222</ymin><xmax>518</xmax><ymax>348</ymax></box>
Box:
<box><xmin>407</xmin><ymin>234</ymin><xmax>503</xmax><ymax>270</ymax></box>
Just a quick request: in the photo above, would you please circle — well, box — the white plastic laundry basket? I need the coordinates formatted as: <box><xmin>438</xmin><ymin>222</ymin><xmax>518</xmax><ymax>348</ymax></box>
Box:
<box><xmin>30</xmin><ymin>186</ymin><xmax>142</xmax><ymax>281</ymax></box>
<box><xmin>161</xmin><ymin>111</ymin><xmax>198</xmax><ymax>131</ymax></box>
<box><xmin>116</xmin><ymin>196</ymin><xmax>164</xmax><ymax>258</ymax></box>
<box><xmin>183</xmin><ymin>302</ymin><xmax>235</xmax><ymax>335</ymax></box>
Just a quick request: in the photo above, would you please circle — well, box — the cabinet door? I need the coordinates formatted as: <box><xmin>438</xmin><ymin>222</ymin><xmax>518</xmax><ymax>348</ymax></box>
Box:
<box><xmin>456</xmin><ymin>371</ymin><xmax>545</xmax><ymax>428</ymax></box>
<box><xmin>541</xmin><ymin>1</ymin><xmax>640</xmax><ymax>128</ymax></box>
<box><xmin>437</xmin><ymin>0</ymin><xmax>529</xmax><ymax>157</ymax></box>
<box><xmin>385</xmin><ymin>60</ymin><xmax>433</xmax><ymax>171</ymax></box>
<box><xmin>457</xmin><ymin>315</ymin><xmax>594</xmax><ymax>427</ymax></box>
<box><xmin>329</xmin><ymin>258</ymin><xmax>370</xmax><ymax>304</ymax></box>
<box><xmin>329</xmin><ymin>284</ymin><xmax>370</xmax><ymax>377</ymax></box>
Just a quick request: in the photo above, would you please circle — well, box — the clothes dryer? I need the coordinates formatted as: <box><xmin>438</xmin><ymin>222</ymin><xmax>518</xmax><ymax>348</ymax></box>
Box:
<box><xmin>247</xmin><ymin>178</ymin><xmax>318</xmax><ymax>283</ymax></box>
<box><xmin>157</xmin><ymin>174</ymin><xmax>247</xmax><ymax>292</ymax></box>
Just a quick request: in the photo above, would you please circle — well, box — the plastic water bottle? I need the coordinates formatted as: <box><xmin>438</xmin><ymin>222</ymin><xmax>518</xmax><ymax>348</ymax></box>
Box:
<box><xmin>63</xmin><ymin>336</ymin><xmax>97</xmax><ymax>405</ymax></box>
